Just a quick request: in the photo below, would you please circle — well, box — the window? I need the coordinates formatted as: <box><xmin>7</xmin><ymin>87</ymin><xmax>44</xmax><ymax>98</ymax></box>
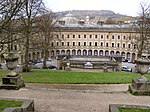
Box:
<box><xmin>78</xmin><ymin>34</ymin><xmax>81</xmax><ymax>38</ymax></box>
<box><xmin>57</xmin><ymin>35</ymin><xmax>59</xmax><ymax>38</ymax></box>
<box><xmin>106</xmin><ymin>35</ymin><xmax>109</xmax><ymax>39</ymax></box>
<box><xmin>89</xmin><ymin>42</ymin><xmax>92</xmax><ymax>46</ymax></box>
<box><xmin>101</xmin><ymin>35</ymin><xmax>103</xmax><ymax>39</ymax></box>
<box><xmin>128</xmin><ymin>44</ymin><xmax>130</xmax><ymax>48</ymax></box>
<box><xmin>112</xmin><ymin>35</ymin><xmax>114</xmax><ymax>39</ymax></box>
<box><xmin>57</xmin><ymin>42</ymin><xmax>59</xmax><ymax>46</ymax></box>
<box><xmin>62</xmin><ymin>34</ymin><xmax>64</xmax><ymax>39</ymax></box>
<box><xmin>112</xmin><ymin>43</ymin><xmax>114</xmax><ymax>47</ymax></box>
<box><xmin>123</xmin><ymin>44</ymin><xmax>125</xmax><ymax>48</ymax></box>
<box><xmin>134</xmin><ymin>45</ymin><xmax>136</xmax><ymax>49</ymax></box>
<box><xmin>118</xmin><ymin>35</ymin><xmax>120</xmax><ymax>39</ymax></box>
<box><xmin>51</xmin><ymin>42</ymin><xmax>54</xmax><ymax>46</ymax></box>
<box><xmin>123</xmin><ymin>36</ymin><xmax>126</xmax><ymax>40</ymax></box>
<box><xmin>95</xmin><ymin>42</ymin><xmax>97</xmax><ymax>46</ymax></box>
<box><xmin>78</xmin><ymin>42</ymin><xmax>81</xmax><ymax>46</ymax></box>
<box><xmin>14</xmin><ymin>45</ymin><xmax>17</xmax><ymax>50</ymax></box>
<box><xmin>73</xmin><ymin>42</ymin><xmax>75</xmax><ymax>46</ymax></box>
<box><xmin>101</xmin><ymin>42</ymin><xmax>103</xmax><ymax>46</ymax></box>
<box><xmin>62</xmin><ymin>42</ymin><xmax>64</xmax><ymax>46</ymax></box>
<box><xmin>84</xmin><ymin>42</ymin><xmax>86</xmax><ymax>46</ymax></box>
<box><xmin>117</xmin><ymin>43</ymin><xmax>120</xmax><ymax>47</ymax></box>
<box><xmin>67</xmin><ymin>42</ymin><xmax>69</xmax><ymax>46</ymax></box>
<box><xmin>90</xmin><ymin>35</ymin><xmax>92</xmax><ymax>38</ymax></box>
<box><xmin>106</xmin><ymin>43</ymin><xmax>108</xmax><ymax>47</ymax></box>
<box><xmin>73</xmin><ymin>34</ymin><xmax>75</xmax><ymax>38</ymax></box>
<box><xmin>129</xmin><ymin>36</ymin><xmax>131</xmax><ymax>40</ymax></box>
<box><xmin>95</xmin><ymin>35</ymin><xmax>97</xmax><ymax>38</ymax></box>
<box><xmin>67</xmin><ymin>34</ymin><xmax>69</xmax><ymax>38</ymax></box>
<box><xmin>84</xmin><ymin>34</ymin><xmax>86</xmax><ymax>38</ymax></box>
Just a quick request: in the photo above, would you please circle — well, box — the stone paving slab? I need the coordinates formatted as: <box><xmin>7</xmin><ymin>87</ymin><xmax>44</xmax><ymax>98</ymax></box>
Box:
<box><xmin>0</xmin><ymin>84</ymin><xmax>150</xmax><ymax>112</ymax></box>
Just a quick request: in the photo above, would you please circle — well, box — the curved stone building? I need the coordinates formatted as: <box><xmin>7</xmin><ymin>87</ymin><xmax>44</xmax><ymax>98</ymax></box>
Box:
<box><xmin>48</xmin><ymin>14</ymin><xmax>149</xmax><ymax>62</ymax></box>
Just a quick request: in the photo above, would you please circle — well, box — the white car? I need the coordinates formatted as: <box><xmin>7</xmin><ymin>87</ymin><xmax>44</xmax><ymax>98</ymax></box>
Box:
<box><xmin>121</xmin><ymin>66</ymin><xmax>132</xmax><ymax>72</ymax></box>
<box><xmin>148</xmin><ymin>67</ymin><xmax>150</xmax><ymax>73</ymax></box>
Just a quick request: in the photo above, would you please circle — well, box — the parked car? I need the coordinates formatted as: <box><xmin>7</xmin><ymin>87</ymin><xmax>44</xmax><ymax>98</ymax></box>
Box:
<box><xmin>121</xmin><ymin>66</ymin><xmax>132</xmax><ymax>72</ymax></box>
<box><xmin>47</xmin><ymin>65</ymin><xmax>57</xmax><ymax>70</ymax></box>
<box><xmin>148</xmin><ymin>67</ymin><xmax>150</xmax><ymax>73</ymax></box>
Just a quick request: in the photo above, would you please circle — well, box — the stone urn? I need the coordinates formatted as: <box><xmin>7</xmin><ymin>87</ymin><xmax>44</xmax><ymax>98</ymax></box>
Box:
<box><xmin>129</xmin><ymin>57</ymin><xmax>150</xmax><ymax>95</ymax></box>
<box><xmin>136</xmin><ymin>58</ymin><xmax>150</xmax><ymax>82</ymax></box>
<box><xmin>5</xmin><ymin>56</ymin><xmax>19</xmax><ymax>70</ymax></box>
<box><xmin>0</xmin><ymin>53</ymin><xmax>25</xmax><ymax>90</ymax></box>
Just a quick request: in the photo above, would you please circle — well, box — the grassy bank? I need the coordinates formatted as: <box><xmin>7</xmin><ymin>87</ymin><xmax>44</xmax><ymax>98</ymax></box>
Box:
<box><xmin>119</xmin><ymin>107</ymin><xmax>150</xmax><ymax>112</ymax></box>
<box><xmin>0</xmin><ymin>69</ymin><xmax>150</xmax><ymax>84</ymax></box>
<box><xmin>0</xmin><ymin>100</ymin><xmax>23</xmax><ymax>112</ymax></box>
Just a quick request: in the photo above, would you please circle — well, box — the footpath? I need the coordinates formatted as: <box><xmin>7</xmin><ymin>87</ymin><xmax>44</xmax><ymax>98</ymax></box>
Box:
<box><xmin>0</xmin><ymin>83</ymin><xmax>150</xmax><ymax>112</ymax></box>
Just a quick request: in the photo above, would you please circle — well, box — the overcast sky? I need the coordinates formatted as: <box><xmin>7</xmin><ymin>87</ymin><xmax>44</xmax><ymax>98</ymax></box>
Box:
<box><xmin>44</xmin><ymin>0</ymin><xmax>149</xmax><ymax>16</ymax></box>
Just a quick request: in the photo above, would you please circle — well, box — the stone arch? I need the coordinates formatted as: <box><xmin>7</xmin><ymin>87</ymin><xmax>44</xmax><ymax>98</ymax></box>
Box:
<box><xmin>72</xmin><ymin>49</ymin><xmax>76</xmax><ymax>55</ymax></box>
<box><xmin>83</xmin><ymin>49</ymin><xmax>87</xmax><ymax>56</ymax></box>
<box><xmin>116</xmin><ymin>51</ymin><xmax>120</xmax><ymax>56</ymax></box>
<box><xmin>88</xmin><ymin>50</ymin><xmax>92</xmax><ymax>56</ymax></box>
<box><xmin>94</xmin><ymin>50</ymin><xmax>98</xmax><ymax>56</ymax></box>
<box><xmin>99</xmin><ymin>50</ymin><xmax>103</xmax><ymax>56</ymax></box>
<box><xmin>77</xmin><ymin>49</ymin><xmax>81</xmax><ymax>55</ymax></box>
<box><xmin>61</xmin><ymin>50</ymin><xmax>65</xmax><ymax>54</ymax></box>
<box><xmin>110</xmin><ymin>51</ymin><xmax>114</xmax><ymax>56</ymax></box>
<box><xmin>131</xmin><ymin>53</ymin><xmax>136</xmax><ymax>62</ymax></box>
<box><xmin>51</xmin><ymin>50</ymin><xmax>54</xmax><ymax>57</ymax></box>
<box><xmin>105</xmin><ymin>50</ymin><xmax>109</xmax><ymax>56</ymax></box>
<box><xmin>127</xmin><ymin>52</ymin><xmax>130</xmax><ymax>59</ymax></box>
<box><xmin>66</xmin><ymin>50</ymin><xmax>70</xmax><ymax>55</ymax></box>
<box><xmin>56</xmin><ymin>50</ymin><xmax>60</xmax><ymax>55</ymax></box>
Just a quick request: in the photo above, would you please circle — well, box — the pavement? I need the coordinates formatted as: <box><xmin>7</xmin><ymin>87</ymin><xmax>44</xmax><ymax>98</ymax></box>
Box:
<box><xmin>0</xmin><ymin>83</ymin><xmax>150</xmax><ymax>112</ymax></box>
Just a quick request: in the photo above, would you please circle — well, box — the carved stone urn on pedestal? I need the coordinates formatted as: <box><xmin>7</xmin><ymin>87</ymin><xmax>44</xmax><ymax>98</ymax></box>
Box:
<box><xmin>0</xmin><ymin>53</ymin><xmax>25</xmax><ymax>90</ymax></box>
<box><xmin>129</xmin><ymin>58</ymin><xmax>150</xmax><ymax>95</ymax></box>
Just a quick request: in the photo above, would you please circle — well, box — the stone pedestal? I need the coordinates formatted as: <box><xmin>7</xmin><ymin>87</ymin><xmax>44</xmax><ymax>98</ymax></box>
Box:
<box><xmin>0</xmin><ymin>72</ymin><xmax>25</xmax><ymax>90</ymax></box>
<box><xmin>129</xmin><ymin>78</ymin><xmax>150</xmax><ymax>95</ymax></box>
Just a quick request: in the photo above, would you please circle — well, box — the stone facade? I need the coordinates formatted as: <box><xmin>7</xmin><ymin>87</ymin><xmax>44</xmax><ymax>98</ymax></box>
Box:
<box><xmin>0</xmin><ymin>14</ymin><xmax>150</xmax><ymax>64</ymax></box>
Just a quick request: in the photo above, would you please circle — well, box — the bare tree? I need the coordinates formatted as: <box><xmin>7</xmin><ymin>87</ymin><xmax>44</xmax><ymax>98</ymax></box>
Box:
<box><xmin>34</xmin><ymin>10</ymin><xmax>60</xmax><ymax>68</ymax></box>
<box><xmin>0</xmin><ymin>0</ymin><xmax>25</xmax><ymax>53</ymax></box>
<box><xmin>132</xmin><ymin>2</ymin><xmax>150</xmax><ymax>58</ymax></box>
<box><xmin>19</xmin><ymin>0</ymin><xmax>45</xmax><ymax>72</ymax></box>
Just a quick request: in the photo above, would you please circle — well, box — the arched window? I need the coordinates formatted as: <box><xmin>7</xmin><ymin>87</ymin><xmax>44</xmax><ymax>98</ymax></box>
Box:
<box><xmin>94</xmin><ymin>50</ymin><xmax>98</xmax><ymax>56</ymax></box>
<box><xmin>77</xmin><ymin>50</ymin><xmax>81</xmax><ymax>55</ymax></box>
<box><xmin>72</xmin><ymin>50</ymin><xmax>76</xmax><ymax>55</ymax></box>
<box><xmin>83</xmin><ymin>50</ymin><xmax>87</xmax><ymax>56</ymax></box>
<box><xmin>99</xmin><ymin>50</ymin><xmax>103</xmax><ymax>56</ymax></box>
<box><xmin>88</xmin><ymin>50</ymin><xmax>92</xmax><ymax>56</ymax></box>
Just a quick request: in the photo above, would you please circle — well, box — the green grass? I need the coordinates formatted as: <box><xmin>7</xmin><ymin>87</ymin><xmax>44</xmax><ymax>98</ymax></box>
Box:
<box><xmin>0</xmin><ymin>69</ymin><xmax>150</xmax><ymax>84</ymax></box>
<box><xmin>119</xmin><ymin>107</ymin><xmax>150</xmax><ymax>112</ymax></box>
<box><xmin>0</xmin><ymin>100</ymin><xmax>23</xmax><ymax>112</ymax></box>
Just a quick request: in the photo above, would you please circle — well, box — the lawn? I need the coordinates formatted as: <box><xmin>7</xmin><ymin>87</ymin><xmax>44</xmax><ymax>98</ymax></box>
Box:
<box><xmin>119</xmin><ymin>107</ymin><xmax>150</xmax><ymax>112</ymax></box>
<box><xmin>0</xmin><ymin>69</ymin><xmax>150</xmax><ymax>84</ymax></box>
<box><xmin>0</xmin><ymin>100</ymin><xmax>23</xmax><ymax>112</ymax></box>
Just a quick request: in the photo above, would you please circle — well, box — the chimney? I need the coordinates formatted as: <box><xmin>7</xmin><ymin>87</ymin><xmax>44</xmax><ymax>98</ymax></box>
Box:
<box><xmin>59</xmin><ymin>20</ymin><xmax>65</xmax><ymax>25</ymax></box>
<box><xmin>97</xmin><ymin>21</ymin><xmax>104</xmax><ymax>26</ymax></box>
<box><xmin>78</xmin><ymin>19</ymin><xmax>85</xmax><ymax>26</ymax></box>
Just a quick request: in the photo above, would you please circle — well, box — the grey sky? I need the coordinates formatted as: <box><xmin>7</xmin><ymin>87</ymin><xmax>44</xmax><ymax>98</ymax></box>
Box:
<box><xmin>44</xmin><ymin>0</ymin><xmax>149</xmax><ymax>16</ymax></box>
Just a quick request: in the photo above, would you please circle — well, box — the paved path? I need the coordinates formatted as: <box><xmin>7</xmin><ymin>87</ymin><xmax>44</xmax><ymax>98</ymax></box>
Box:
<box><xmin>0</xmin><ymin>83</ymin><xmax>150</xmax><ymax>112</ymax></box>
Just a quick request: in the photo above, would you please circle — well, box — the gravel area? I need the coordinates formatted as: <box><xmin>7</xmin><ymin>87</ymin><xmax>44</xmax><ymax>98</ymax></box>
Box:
<box><xmin>0</xmin><ymin>83</ymin><xmax>150</xmax><ymax>112</ymax></box>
